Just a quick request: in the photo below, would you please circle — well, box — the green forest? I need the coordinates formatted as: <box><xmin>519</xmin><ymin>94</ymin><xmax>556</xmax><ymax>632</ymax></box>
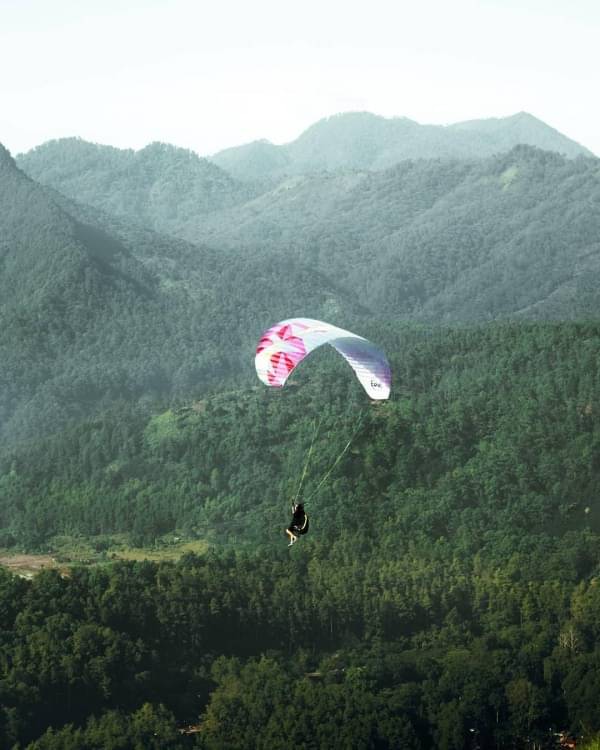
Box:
<box><xmin>2</xmin><ymin>321</ymin><xmax>600</xmax><ymax>748</ymax></box>
<box><xmin>0</xmin><ymin>143</ymin><xmax>355</xmax><ymax>445</ymax></box>
<box><xmin>3</xmin><ymin>121</ymin><xmax>600</xmax><ymax>747</ymax></box>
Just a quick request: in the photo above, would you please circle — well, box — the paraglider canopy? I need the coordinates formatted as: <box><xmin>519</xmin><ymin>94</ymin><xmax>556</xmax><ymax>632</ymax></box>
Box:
<box><xmin>255</xmin><ymin>318</ymin><xmax>391</xmax><ymax>400</ymax></box>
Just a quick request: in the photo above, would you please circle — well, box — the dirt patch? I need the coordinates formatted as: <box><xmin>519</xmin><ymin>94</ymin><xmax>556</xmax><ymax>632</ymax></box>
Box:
<box><xmin>0</xmin><ymin>554</ymin><xmax>57</xmax><ymax>578</ymax></box>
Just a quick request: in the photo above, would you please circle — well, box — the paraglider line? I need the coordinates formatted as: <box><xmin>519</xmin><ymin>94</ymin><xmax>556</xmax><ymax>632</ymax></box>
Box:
<box><xmin>293</xmin><ymin>415</ymin><xmax>324</xmax><ymax>505</ymax></box>
<box><xmin>304</xmin><ymin>409</ymin><xmax>366</xmax><ymax>505</ymax></box>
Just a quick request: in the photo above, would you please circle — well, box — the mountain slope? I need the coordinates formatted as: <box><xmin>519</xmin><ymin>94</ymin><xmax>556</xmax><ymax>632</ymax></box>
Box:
<box><xmin>210</xmin><ymin>138</ymin><xmax>292</xmax><ymax>181</ymax></box>
<box><xmin>192</xmin><ymin>146</ymin><xmax>600</xmax><ymax>322</ymax></box>
<box><xmin>210</xmin><ymin>111</ymin><xmax>593</xmax><ymax>180</ymax></box>
<box><xmin>0</xmin><ymin>144</ymin><xmax>360</xmax><ymax>445</ymax></box>
<box><xmin>16</xmin><ymin>138</ymin><xmax>264</xmax><ymax>239</ymax></box>
<box><xmin>3</xmin><ymin>319</ymin><xmax>600</xmax><ymax>550</ymax></box>
<box><xmin>16</xmin><ymin>137</ymin><xmax>600</xmax><ymax>323</ymax></box>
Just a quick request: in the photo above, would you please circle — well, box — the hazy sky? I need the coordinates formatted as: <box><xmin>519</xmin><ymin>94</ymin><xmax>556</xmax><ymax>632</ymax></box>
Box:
<box><xmin>1</xmin><ymin>0</ymin><xmax>598</xmax><ymax>156</ymax></box>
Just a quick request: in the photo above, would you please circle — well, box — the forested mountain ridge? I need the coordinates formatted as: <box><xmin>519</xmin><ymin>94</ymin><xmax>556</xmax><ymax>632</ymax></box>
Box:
<box><xmin>17</xmin><ymin>137</ymin><xmax>600</xmax><ymax>323</ymax></box>
<box><xmin>16</xmin><ymin>111</ymin><xmax>593</xmax><ymax>243</ymax></box>
<box><xmin>210</xmin><ymin>111</ymin><xmax>593</xmax><ymax>180</ymax></box>
<box><xmin>192</xmin><ymin>146</ymin><xmax>600</xmax><ymax>321</ymax></box>
<box><xmin>0</xmin><ymin>145</ymin><xmax>359</xmax><ymax>445</ymax></box>
<box><xmin>0</xmin><ymin>143</ymin><xmax>211</xmax><ymax>444</ymax></box>
<box><xmin>16</xmin><ymin>138</ymin><xmax>266</xmax><ymax>240</ymax></box>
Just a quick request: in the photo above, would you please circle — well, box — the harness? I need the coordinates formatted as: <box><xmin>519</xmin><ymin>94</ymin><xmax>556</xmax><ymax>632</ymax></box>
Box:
<box><xmin>290</xmin><ymin>509</ymin><xmax>309</xmax><ymax>535</ymax></box>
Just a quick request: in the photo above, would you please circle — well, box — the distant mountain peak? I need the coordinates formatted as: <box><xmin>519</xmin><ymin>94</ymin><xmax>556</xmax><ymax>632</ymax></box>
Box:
<box><xmin>510</xmin><ymin>111</ymin><xmax>548</xmax><ymax>123</ymax></box>
<box><xmin>17</xmin><ymin>135</ymin><xmax>261</xmax><ymax>239</ymax></box>
<box><xmin>24</xmin><ymin>136</ymin><xmax>123</xmax><ymax>153</ymax></box>
<box><xmin>138</xmin><ymin>141</ymin><xmax>196</xmax><ymax>157</ymax></box>
<box><xmin>210</xmin><ymin>110</ymin><xmax>593</xmax><ymax>180</ymax></box>
<box><xmin>314</xmin><ymin>110</ymin><xmax>416</xmax><ymax>125</ymax></box>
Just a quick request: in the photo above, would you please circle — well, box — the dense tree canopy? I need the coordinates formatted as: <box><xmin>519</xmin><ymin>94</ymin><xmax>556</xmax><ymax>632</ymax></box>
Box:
<box><xmin>2</xmin><ymin>321</ymin><xmax>600</xmax><ymax>747</ymax></box>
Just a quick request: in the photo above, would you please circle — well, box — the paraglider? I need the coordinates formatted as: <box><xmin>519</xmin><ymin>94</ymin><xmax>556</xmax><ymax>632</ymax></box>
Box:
<box><xmin>255</xmin><ymin>318</ymin><xmax>391</xmax><ymax>400</ymax></box>
<box><xmin>255</xmin><ymin>318</ymin><xmax>392</xmax><ymax>547</ymax></box>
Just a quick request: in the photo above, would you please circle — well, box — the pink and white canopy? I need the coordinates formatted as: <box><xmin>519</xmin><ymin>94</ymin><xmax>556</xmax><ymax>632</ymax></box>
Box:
<box><xmin>255</xmin><ymin>318</ymin><xmax>391</xmax><ymax>400</ymax></box>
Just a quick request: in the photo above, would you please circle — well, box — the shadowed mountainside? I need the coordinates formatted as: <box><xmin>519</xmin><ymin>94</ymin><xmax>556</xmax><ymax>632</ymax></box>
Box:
<box><xmin>0</xmin><ymin>144</ymin><xmax>360</xmax><ymax>445</ymax></box>
<box><xmin>17</xmin><ymin>138</ymin><xmax>268</xmax><ymax>238</ymax></box>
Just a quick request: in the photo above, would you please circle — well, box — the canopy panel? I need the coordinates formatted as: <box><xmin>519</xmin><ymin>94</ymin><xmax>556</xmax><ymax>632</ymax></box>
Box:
<box><xmin>255</xmin><ymin>318</ymin><xmax>391</xmax><ymax>400</ymax></box>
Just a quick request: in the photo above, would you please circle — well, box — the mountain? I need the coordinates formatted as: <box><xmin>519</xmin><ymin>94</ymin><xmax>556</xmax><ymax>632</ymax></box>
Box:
<box><xmin>0</xmin><ymin>144</ymin><xmax>359</xmax><ymax>445</ymax></box>
<box><xmin>16</xmin><ymin>138</ymin><xmax>265</xmax><ymax>240</ymax></box>
<box><xmin>17</xmin><ymin>112</ymin><xmax>592</xmax><ymax>241</ymax></box>
<box><xmin>210</xmin><ymin>138</ymin><xmax>292</xmax><ymax>181</ymax></box>
<box><xmin>210</xmin><ymin>111</ymin><xmax>593</xmax><ymax>180</ymax></box>
<box><xmin>187</xmin><ymin>146</ymin><xmax>600</xmax><ymax>322</ymax></box>
<box><xmin>16</xmin><ymin>136</ymin><xmax>600</xmax><ymax>324</ymax></box>
<box><xmin>446</xmin><ymin>111</ymin><xmax>589</xmax><ymax>155</ymax></box>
